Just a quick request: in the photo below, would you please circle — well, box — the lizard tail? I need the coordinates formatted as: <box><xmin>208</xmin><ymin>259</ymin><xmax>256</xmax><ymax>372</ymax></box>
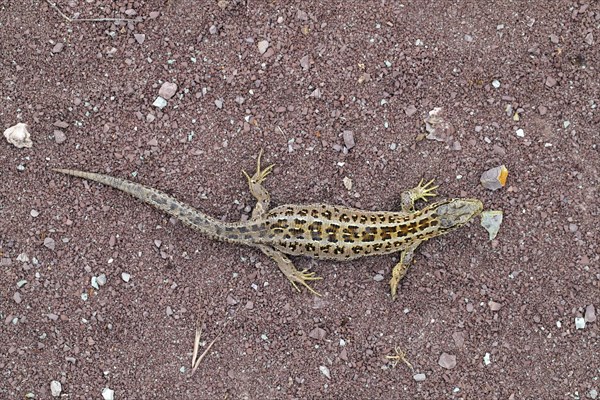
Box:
<box><xmin>53</xmin><ymin>168</ymin><xmax>246</xmax><ymax>243</ymax></box>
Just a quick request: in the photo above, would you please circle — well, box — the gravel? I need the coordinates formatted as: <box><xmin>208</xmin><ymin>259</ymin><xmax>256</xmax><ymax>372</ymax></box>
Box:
<box><xmin>2</xmin><ymin>1</ymin><xmax>598</xmax><ymax>398</ymax></box>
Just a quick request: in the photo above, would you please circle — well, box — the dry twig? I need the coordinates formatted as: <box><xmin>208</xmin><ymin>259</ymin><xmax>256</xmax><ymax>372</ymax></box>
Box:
<box><xmin>385</xmin><ymin>345</ymin><xmax>414</xmax><ymax>371</ymax></box>
<box><xmin>190</xmin><ymin>319</ymin><xmax>230</xmax><ymax>376</ymax></box>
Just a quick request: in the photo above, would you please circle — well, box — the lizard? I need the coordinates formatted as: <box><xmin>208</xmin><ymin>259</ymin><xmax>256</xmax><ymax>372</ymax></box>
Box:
<box><xmin>53</xmin><ymin>151</ymin><xmax>483</xmax><ymax>299</ymax></box>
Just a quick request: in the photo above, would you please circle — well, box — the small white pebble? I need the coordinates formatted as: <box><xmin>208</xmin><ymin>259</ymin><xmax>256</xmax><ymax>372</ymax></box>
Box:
<box><xmin>339</xmin><ymin>339</ymin><xmax>346</xmax><ymax>346</ymax></box>
<box><xmin>50</xmin><ymin>380</ymin><xmax>62</xmax><ymax>397</ymax></box>
<box><xmin>492</xmin><ymin>80</ymin><xmax>501</xmax><ymax>88</ymax></box>
<box><xmin>319</xmin><ymin>365</ymin><xmax>331</xmax><ymax>379</ymax></box>
<box><xmin>413</xmin><ymin>373</ymin><xmax>426</xmax><ymax>382</ymax></box>
<box><xmin>483</xmin><ymin>352</ymin><xmax>491</xmax><ymax>365</ymax></box>
<box><xmin>121</xmin><ymin>272</ymin><xmax>131</xmax><ymax>283</ymax></box>
<box><xmin>556</xmin><ymin>320</ymin><xmax>562</xmax><ymax>328</ymax></box>
<box><xmin>563</xmin><ymin>120</ymin><xmax>571</xmax><ymax>129</ymax></box>
<box><xmin>30</xmin><ymin>209</ymin><xmax>40</xmax><ymax>217</ymax></box>
<box><xmin>91</xmin><ymin>276</ymin><xmax>99</xmax><ymax>290</ymax></box>
<box><xmin>515</xmin><ymin>128</ymin><xmax>525</xmax><ymax>137</ymax></box>
<box><xmin>257</xmin><ymin>40</ymin><xmax>269</xmax><ymax>54</ymax></box>
<box><xmin>575</xmin><ymin>317</ymin><xmax>586</xmax><ymax>330</ymax></box>
<box><xmin>152</xmin><ymin>96</ymin><xmax>167</xmax><ymax>109</ymax></box>
<box><xmin>102</xmin><ymin>388</ymin><xmax>114</xmax><ymax>400</ymax></box>
<box><xmin>588</xmin><ymin>389</ymin><xmax>598</xmax><ymax>399</ymax></box>
<box><xmin>342</xmin><ymin>176</ymin><xmax>353</xmax><ymax>191</ymax></box>
<box><xmin>4</xmin><ymin>122</ymin><xmax>33</xmax><ymax>148</ymax></box>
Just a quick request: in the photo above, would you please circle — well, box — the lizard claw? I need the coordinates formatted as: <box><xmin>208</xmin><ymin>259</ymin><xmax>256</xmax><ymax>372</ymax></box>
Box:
<box><xmin>411</xmin><ymin>178</ymin><xmax>438</xmax><ymax>202</ymax></box>
<box><xmin>243</xmin><ymin>149</ymin><xmax>275</xmax><ymax>185</ymax></box>
<box><xmin>289</xmin><ymin>269</ymin><xmax>323</xmax><ymax>296</ymax></box>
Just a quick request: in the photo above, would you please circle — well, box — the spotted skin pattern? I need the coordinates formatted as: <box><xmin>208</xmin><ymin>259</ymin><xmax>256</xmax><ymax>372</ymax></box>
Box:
<box><xmin>54</xmin><ymin>153</ymin><xmax>482</xmax><ymax>299</ymax></box>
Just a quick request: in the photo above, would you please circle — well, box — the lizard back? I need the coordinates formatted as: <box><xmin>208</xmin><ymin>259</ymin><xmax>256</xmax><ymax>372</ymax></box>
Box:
<box><xmin>253</xmin><ymin>201</ymin><xmax>481</xmax><ymax>260</ymax></box>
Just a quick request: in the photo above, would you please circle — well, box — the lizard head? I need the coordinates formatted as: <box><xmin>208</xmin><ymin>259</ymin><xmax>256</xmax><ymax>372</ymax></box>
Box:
<box><xmin>427</xmin><ymin>198</ymin><xmax>483</xmax><ymax>230</ymax></box>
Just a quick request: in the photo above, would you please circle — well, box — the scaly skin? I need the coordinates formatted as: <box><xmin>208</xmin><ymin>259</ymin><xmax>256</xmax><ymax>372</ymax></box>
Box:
<box><xmin>54</xmin><ymin>152</ymin><xmax>482</xmax><ymax>299</ymax></box>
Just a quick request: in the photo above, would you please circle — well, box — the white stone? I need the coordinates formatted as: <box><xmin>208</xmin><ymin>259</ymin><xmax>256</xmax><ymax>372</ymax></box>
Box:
<box><xmin>319</xmin><ymin>365</ymin><xmax>331</xmax><ymax>379</ymax></box>
<box><xmin>257</xmin><ymin>40</ymin><xmax>269</xmax><ymax>54</ymax></box>
<box><xmin>121</xmin><ymin>272</ymin><xmax>131</xmax><ymax>282</ymax></box>
<box><xmin>102</xmin><ymin>388</ymin><xmax>115</xmax><ymax>400</ymax></box>
<box><xmin>50</xmin><ymin>380</ymin><xmax>62</xmax><ymax>397</ymax></box>
<box><xmin>4</xmin><ymin>122</ymin><xmax>32</xmax><ymax>148</ymax></box>
<box><xmin>413</xmin><ymin>373</ymin><xmax>426</xmax><ymax>382</ymax></box>
<box><xmin>152</xmin><ymin>96</ymin><xmax>167</xmax><ymax>109</ymax></box>
<box><xmin>483</xmin><ymin>352</ymin><xmax>491</xmax><ymax>365</ymax></box>
<box><xmin>575</xmin><ymin>317</ymin><xmax>586</xmax><ymax>330</ymax></box>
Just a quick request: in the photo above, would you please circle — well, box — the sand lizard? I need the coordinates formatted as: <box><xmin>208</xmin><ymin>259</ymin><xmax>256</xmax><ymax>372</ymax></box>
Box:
<box><xmin>54</xmin><ymin>152</ymin><xmax>483</xmax><ymax>299</ymax></box>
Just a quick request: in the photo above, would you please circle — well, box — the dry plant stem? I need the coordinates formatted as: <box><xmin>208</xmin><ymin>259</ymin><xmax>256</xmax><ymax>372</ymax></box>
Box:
<box><xmin>191</xmin><ymin>335</ymin><xmax>219</xmax><ymax>376</ymax></box>
<box><xmin>385</xmin><ymin>346</ymin><xmax>414</xmax><ymax>371</ymax></box>
<box><xmin>190</xmin><ymin>320</ymin><xmax>230</xmax><ymax>377</ymax></box>
<box><xmin>46</xmin><ymin>0</ymin><xmax>137</xmax><ymax>23</ymax></box>
<box><xmin>191</xmin><ymin>322</ymin><xmax>203</xmax><ymax>369</ymax></box>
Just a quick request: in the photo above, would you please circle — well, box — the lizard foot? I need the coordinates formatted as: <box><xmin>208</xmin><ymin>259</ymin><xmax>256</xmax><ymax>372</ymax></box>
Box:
<box><xmin>242</xmin><ymin>149</ymin><xmax>274</xmax><ymax>185</ymax></box>
<box><xmin>410</xmin><ymin>178</ymin><xmax>438</xmax><ymax>203</ymax></box>
<box><xmin>288</xmin><ymin>269</ymin><xmax>323</xmax><ymax>297</ymax></box>
<box><xmin>400</xmin><ymin>179</ymin><xmax>438</xmax><ymax>213</ymax></box>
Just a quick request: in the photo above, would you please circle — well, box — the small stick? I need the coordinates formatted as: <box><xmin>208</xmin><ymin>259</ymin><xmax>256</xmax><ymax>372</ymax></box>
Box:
<box><xmin>45</xmin><ymin>0</ymin><xmax>137</xmax><ymax>23</ymax></box>
<box><xmin>385</xmin><ymin>345</ymin><xmax>414</xmax><ymax>371</ymax></box>
<box><xmin>190</xmin><ymin>319</ymin><xmax>230</xmax><ymax>376</ymax></box>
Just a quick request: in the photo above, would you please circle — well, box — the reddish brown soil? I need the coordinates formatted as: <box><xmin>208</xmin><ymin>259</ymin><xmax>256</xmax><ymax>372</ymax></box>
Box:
<box><xmin>1</xmin><ymin>1</ymin><xmax>599</xmax><ymax>399</ymax></box>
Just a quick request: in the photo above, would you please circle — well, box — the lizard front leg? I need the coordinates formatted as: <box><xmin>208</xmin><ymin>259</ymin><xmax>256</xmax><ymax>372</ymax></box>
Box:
<box><xmin>242</xmin><ymin>149</ymin><xmax>275</xmax><ymax>221</ymax></box>
<box><xmin>259</xmin><ymin>245</ymin><xmax>322</xmax><ymax>296</ymax></box>
<box><xmin>389</xmin><ymin>242</ymin><xmax>420</xmax><ymax>300</ymax></box>
<box><xmin>400</xmin><ymin>179</ymin><xmax>438</xmax><ymax>213</ymax></box>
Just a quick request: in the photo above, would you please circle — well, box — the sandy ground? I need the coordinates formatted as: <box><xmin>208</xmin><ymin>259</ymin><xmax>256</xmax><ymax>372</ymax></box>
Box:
<box><xmin>1</xmin><ymin>1</ymin><xmax>599</xmax><ymax>399</ymax></box>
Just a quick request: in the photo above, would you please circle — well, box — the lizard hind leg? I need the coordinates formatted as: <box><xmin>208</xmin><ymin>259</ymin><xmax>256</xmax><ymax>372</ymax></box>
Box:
<box><xmin>242</xmin><ymin>149</ymin><xmax>275</xmax><ymax>220</ymax></box>
<box><xmin>400</xmin><ymin>178</ymin><xmax>439</xmax><ymax>213</ymax></box>
<box><xmin>259</xmin><ymin>245</ymin><xmax>322</xmax><ymax>296</ymax></box>
<box><xmin>389</xmin><ymin>242</ymin><xmax>420</xmax><ymax>300</ymax></box>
